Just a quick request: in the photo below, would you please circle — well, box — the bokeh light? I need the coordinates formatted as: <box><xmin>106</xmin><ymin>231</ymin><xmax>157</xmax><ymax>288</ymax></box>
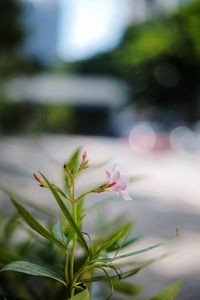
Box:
<box><xmin>170</xmin><ymin>125</ymin><xmax>197</xmax><ymax>155</ymax></box>
<box><xmin>129</xmin><ymin>122</ymin><xmax>157</xmax><ymax>153</ymax></box>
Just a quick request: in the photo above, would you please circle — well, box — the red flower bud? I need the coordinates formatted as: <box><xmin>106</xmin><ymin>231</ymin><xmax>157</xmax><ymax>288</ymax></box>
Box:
<box><xmin>33</xmin><ymin>173</ymin><xmax>41</xmax><ymax>183</ymax></box>
<box><xmin>108</xmin><ymin>181</ymin><xmax>116</xmax><ymax>188</ymax></box>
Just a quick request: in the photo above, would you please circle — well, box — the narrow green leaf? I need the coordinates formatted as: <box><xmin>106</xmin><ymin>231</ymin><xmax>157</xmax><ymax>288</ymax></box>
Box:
<box><xmin>68</xmin><ymin>148</ymin><xmax>81</xmax><ymax>173</ymax></box>
<box><xmin>112</xmin><ymin>298</ymin><xmax>147</xmax><ymax>300</ymax></box>
<box><xmin>66</xmin><ymin>214</ymin><xmax>85</xmax><ymax>247</ymax></box>
<box><xmin>0</xmin><ymin>247</ymin><xmax>20</xmax><ymax>264</ymax></box>
<box><xmin>10</xmin><ymin>198</ymin><xmax>66</xmax><ymax>249</ymax></box>
<box><xmin>150</xmin><ymin>279</ymin><xmax>183</xmax><ymax>300</ymax></box>
<box><xmin>119</xmin><ymin>235</ymin><xmax>141</xmax><ymax>250</ymax></box>
<box><xmin>3</xmin><ymin>213</ymin><xmax>20</xmax><ymax>243</ymax></box>
<box><xmin>96</xmin><ymin>223</ymin><xmax>132</xmax><ymax>255</ymax></box>
<box><xmin>70</xmin><ymin>289</ymin><xmax>90</xmax><ymax>300</ymax></box>
<box><xmin>0</xmin><ymin>183</ymin><xmax>54</xmax><ymax>217</ymax></box>
<box><xmin>111</xmin><ymin>280</ymin><xmax>143</xmax><ymax>295</ymax></box>
<box><xmin>98</xmin><ymin>232</ymin><xmax>178</xmax><ymax>263</ymax></box>
<box><xmin>51</xmin><ymin>223</ymin><xmax>67</xmax><ymax>245</ymax></box>
<box><xmin>96</xmin><ymin>214</ymin><xmax>128</xmax><ymax>237</ymax></box>
<box><xmin>77</xmin><ymin>198</ymin><xmax>84</xmax><ymax>221</ymax></box>
<box><xmin>1</xmin><ymin>261</ymin><xmax>66</xmax><ymax>285</ymax></box>
<box><xmin>79</xmin><ymin>264</ymin><xmax>148</xmax><ymax>284</ymax></box>
<box><xmin>98</xmin><ymin>266</ymin><xmax>113</xmax><ymax>300</ymax></box>
<box><xmin>40</xmin><ymin>173</ymin><xmax>90</xmax><ymax>255</ymax></box>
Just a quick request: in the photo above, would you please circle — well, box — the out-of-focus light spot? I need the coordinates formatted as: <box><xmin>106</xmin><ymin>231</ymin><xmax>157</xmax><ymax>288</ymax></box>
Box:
<box><xmin>170</xmin><ymin>126</ymin><xmax>197</xmax><ymax>155</ymax></box>
<box><xmin>58</xmin><ymin>0</ymin><xmax>126</xmax><ymax>61</ymax></box>
<box><xmin>129</xmin><ymin>123</ymin><xmax>157</xmax><ymax>154</ymax></box>
<box><xmin>154</xmin><ymin>62</ymin><xmax>180</xmax><ymax>87</ymax></box>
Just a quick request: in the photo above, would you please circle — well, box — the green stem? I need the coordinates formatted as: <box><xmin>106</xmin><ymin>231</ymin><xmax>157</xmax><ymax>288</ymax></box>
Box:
<box><xmin>65</xmin><ymin>249</ymin><xmax>69</xmax><ymax>284</ymax></box>
<box><xmin>70</xmin><ymin>259</ymin><xmax>90</xmax><ymax>296</ymax></box>
<box><xmin>70</xmin><ymin>179</ymin><xmax>77</xmax><ymax>283</ymax></box>
<box><xmin>76</xmin><ymin>190</ymin><xmax>93</xmax><ymax>202</ymax></box>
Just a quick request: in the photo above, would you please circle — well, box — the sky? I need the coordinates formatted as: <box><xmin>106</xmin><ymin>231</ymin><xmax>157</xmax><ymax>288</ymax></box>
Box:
<box><xmin>58</xmin><ymin>0</ymin><xmax>127</xmax><ymax>61</ymax></box>
<box><xmin>24</xmin><ymin>0</ymin><xmax>128</xmax><ymax>61</ymax></box>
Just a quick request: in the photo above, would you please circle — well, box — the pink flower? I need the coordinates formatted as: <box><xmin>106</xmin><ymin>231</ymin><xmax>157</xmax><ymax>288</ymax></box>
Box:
<box><xmin>106</xmin><ymin>164</ymin><xmax>132</xmax><ymax>201</ymax></box>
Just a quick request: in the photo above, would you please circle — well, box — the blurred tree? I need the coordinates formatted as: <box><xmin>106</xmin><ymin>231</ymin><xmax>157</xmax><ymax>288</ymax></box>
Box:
<box><xmin>0</xmin><ymin>0</ymin><xmax>26</xmax><ymax>76</ymax></box>
<box><xmin>75</xmin><ymin>0</ymin><xmax>200</xmax><ymax>126</ymax></box>
<box><xmin>0</xmin><ymin>0</ymin><xmax>24</xmax><ymax>51</ymax></box>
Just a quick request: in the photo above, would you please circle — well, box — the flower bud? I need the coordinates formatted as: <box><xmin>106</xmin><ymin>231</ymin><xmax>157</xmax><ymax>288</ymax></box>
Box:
<box><xmin>33</xmin><ymin>173</ymin><xmax>41</xmax><ymax>183</ymax></box>
<box><xmin>83</xmin><ymin>151</ymin><xmax>87</xmax><ymax>161</ymax></box>
<box><xmin>79</xmin><ymin>151</ymin><xmax>89</xmax><ymax>171</ymax></box>
<box><xmin>108</xmin><ymin>181</ymin><xmax>116</xmax><ymax>188</ymax></box>
<box><xmin>33</xmin><ymin>173</ymin><xmax>47</xmax><ymax>188</ymax></box>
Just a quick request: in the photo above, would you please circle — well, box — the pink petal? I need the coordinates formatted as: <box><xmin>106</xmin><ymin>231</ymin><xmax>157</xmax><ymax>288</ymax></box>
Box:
<box><xmin>114</xmin><ymin>184</ymin><xmax>127</xmax><ymax>191</ymax></box>
<box><xmin>111</xmin><ymin>164</ymin><xmax>119</xmax><ymax>174</ymax></box>
<box><xmin>117</xmin><ymin>174</ymin><xmax>129</xmax><ymax>187</ymax></box>
<box><xmin>109</xmin><ymin>165</ymin><xmax>120</xmax><ymax>182</ymax></box>
<box><xmin>113</xmin><ymin>170</ymin><xmax>120</xmax><ymax>182</ymax></box>
<box><xmin>119</xmin><ymin>190</ymin><xmax>132</xmax><ymax>201</ymax></box>
<box><xmin>106</xmin><ymin>170</ymin><xmax>111</xmax><ymax>180</ymax></box>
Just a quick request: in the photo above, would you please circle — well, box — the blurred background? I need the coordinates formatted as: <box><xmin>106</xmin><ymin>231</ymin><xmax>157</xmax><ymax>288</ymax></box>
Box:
<box><xmin>1</xmin><ymin>0</ymin><xmax>200</xmax><ymax>299</ymax></box>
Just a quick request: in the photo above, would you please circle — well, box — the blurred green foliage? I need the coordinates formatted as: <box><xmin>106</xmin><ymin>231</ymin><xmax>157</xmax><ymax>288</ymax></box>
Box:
<box><xmin>0</xmin><ymin>0</ymin><xmax>44</xmax><ymax>77</ymax></box>
<box><xmin>75</xmin><ymin>0</ymin><xmax>200</xmax><ymax>125</ymax></box>
<box><xmin>0</xmin><ymin>101</ymin><xmax>75</xmax><ymax>134</ymax></box>
<box><xmin>0</xmin><ymin>0</ymin><xmax>24</xmax><ymax>51</ymax></box>
<box><xmin>0</xmin><ymin>0</ymin><xmax>24</xmax><ymax>77</ymax></box>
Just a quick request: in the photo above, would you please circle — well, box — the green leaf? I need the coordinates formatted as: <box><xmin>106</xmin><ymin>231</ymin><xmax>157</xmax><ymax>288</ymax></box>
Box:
<box><xmin>111</xmin><ymin>280</ymin><xmax>142</xmax><ymax>295</ymax></box>
<box><xmin>10</xmin><ymin>198</ymin><xmax>66</xmax><ymax>249</ymax></box>
<box><xmin>0</xmin><ymin>183</ymin><xmax>54</xmax><ymax>217</ymax></box>
<box><xmin>40</xmin><ymin>173</ymin><xmax>90</xmax><ymax>255</ymax></box>
<box><xmin>51</xmin><ymin>223</ymin><xmax>67</xmax><ymax>245</ymax></box>
<box><xmin>77</xmin><ymin>198</ymin><xmax>84</xmax><ymax>221</ymax></box>
<box><xmin>119</xmin><ymin>235</ymin><xmax>141</xmax><ymax>250</ymax></box>
<box><xmin>98</xmin><ymin>232</ymin><xmax>178</xmax><ymax>263</ymax></box>
<box><xmin>68</xmin><ymin>148</ymin><xmax>81</xmax><ymax>173</ymax></box>
<box><xmin>70</xmin><ymin>289</ymin><xmax>90</xmax><ymax>300</ymax></box>
<box><xmin>112</xmin><ymin>298</ymin><xmax>147</xmax><ymax>300</ymax></box>
<box><xmin>97</xmin><ymin>266</ymin><xmax>113</xmax><ymax>300</ymax></box>
<box><xmin>3</xmin><ymin>213</ymin><xmax>20</xmax><ymax>243</ymax></box>
<box><xmin>79</xmin><ymin>264</ymin><xmax>149</xmax><ymax>284</ymax></box>
<box><xmin>150</xmin><ymin>279</ymin><xmax>183</xmax><ymax>300</ymax></box>
<box><xmin>95</xmin><ymin>223</ymin><xmax>133</xmax><ymax>255</ymax></box>
<box><xmin>1</xmin><ymin>261</ymin><xmax>66</xmax><ymax>285</ymax></box>
<box><xmin>0</xmin><ymin>247</ymin><xmax>20</xmax><ymax>264</ymax></box>
<box><xmin>65</xmin><ymin>214</ymin><xmax>85</xmax><ymax>247</ymax></box>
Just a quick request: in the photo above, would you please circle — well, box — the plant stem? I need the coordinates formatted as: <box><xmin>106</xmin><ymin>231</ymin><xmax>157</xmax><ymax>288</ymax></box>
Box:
<box><xmin>70</xmin><ymin>259</ymin><xmax>90</xmax><ymax>296</ymax></box>
<box><xmin>76</xmin><ymin>190</ymin><xmax>92</xmax><ymax>202</ymax></box>
<box><xmin>70</xmin><ymin>179</ymin><xmax>77</xmax><ymax>283</ymax></box>
<box><xmin>65</xmin><ymin>249</ymin><xmax>69</xmax><ymax>284</ymax></box>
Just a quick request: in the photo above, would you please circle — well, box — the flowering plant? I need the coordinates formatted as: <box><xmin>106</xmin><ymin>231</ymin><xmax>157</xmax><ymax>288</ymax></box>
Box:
<box><xmin>0</xmin><ymin>149</ymin><xmax>183</xmax><ymax>299</ymax></box>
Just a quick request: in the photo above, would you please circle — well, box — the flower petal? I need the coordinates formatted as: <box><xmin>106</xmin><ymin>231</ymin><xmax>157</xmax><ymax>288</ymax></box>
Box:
<box><xmin>119</xmin><ymin>190</ymin><xmax>132</xmax><ymax>201</ymax></box>
<box><xmin>111</xmin><ymin>164</ymin><xmax>119</xmax><ymax>174</ymax></box>
<box><xmin>117</xmin><ymin>174</ymin><xmax>129</xmax><ymax>187</ymax></box>
<box><xmin>106</xmin><ymin>170</ymin><xmax>111</xmax><ymax>180</ymax></box>
<box><xmin>113</xmin><ymin>170</ymin><xmax>120</xmax><ymax>182</ymax></box>
<box><xmin>114</xmin><ymin>184</ymin><xmax>127</xmax><ymax>191</ymax></box>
